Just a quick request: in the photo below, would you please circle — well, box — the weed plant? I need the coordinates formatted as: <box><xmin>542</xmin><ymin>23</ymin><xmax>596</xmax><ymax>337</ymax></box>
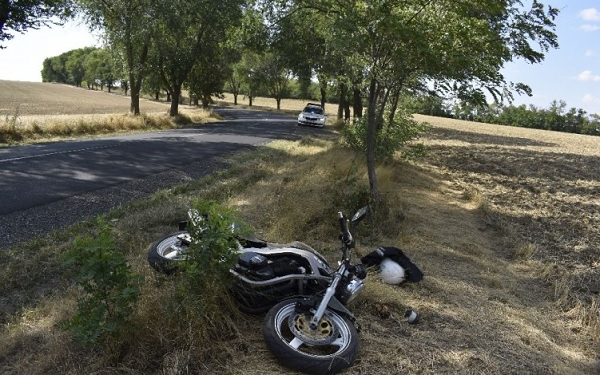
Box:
<box><xmin>62</xmin><ymin>219</ymin><xmax>141</xmax><ymax>347</ymax></box>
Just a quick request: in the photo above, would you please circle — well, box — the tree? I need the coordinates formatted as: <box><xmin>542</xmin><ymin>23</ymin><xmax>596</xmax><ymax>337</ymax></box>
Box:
<box><xmin>257</xmin><ymin>52</ymin><xmax>290</xmax><ymax>110</ymax></box>
<box><xmin>78</xmin><ymin>0</ymin><xmax>155</xmax><ymax>115</ymax></box>
<box><xmin>65</xmin><ymin>48</ymin><xmax>89</xmax><ymax>87</ymax></box>
<box><xmin>227</xmin><ymin>62</ymin><xmax>245</xmax><ymax>105</ymax></box>
<box><xmin>238</xmin><ymin>51</ymin><xmax>263</xmax><ymax>106</ymax></box>
<box><xmin>41</xmin><ymin>54</ymin><xmax>68</xmax><ymax>83</ymax></box>
<box><xmin>149</xmin><ymin>0</ymin><xmax>243</xmax><ymax>116</ymax></box>
<box><xmin>186</xmin><ymin>49</ymin><xmax>229</xmax><ymax>108</ymax></box>
<box><xmin>282</xmin><ymin>0</ymin><xmax>559</xmax><ymax>207</ymax></box>
<box><xmin>0</xmin><ymin>0</ymin><xmax>73</xmax><ymax>48</ymax></box>
<box><xmin>225</xmin><ymin>7</ymin><xmax>268</xmax><ymax>105</ymax></box>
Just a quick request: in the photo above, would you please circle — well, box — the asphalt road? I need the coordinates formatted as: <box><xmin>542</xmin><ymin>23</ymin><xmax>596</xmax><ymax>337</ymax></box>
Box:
<box><xmin>0</xmin><ymin>107</ymin><xmax>326</xmax><ymax>248</ymax></box>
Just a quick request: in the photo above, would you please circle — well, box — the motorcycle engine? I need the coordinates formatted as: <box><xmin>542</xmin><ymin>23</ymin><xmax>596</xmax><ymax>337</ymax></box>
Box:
<box><xmin>235</xmin><ymin>251</ymin><xmax>302</xmax><ymax>280</ymax></box>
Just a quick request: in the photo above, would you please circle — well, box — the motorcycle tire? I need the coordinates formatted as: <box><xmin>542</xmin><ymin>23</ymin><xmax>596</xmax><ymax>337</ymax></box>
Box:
<box><xmin>262</xmin><ymin>297</ymin><xmax>359</xmax><ymax>374</ymax></box>
<box><xmin>147</xmin><ymin>231</ymin><xmax>189</xmax><ymax>275</ymax></box>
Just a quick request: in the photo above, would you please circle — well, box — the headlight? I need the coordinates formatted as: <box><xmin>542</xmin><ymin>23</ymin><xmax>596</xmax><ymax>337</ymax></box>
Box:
<box><xmin>298</xmin><ymin>114</ymin><xmax>304</xmax><ymax>120</ymax></box>
<box><xmin>339</xmin><ymin>276</ymin><xmax>365</xmax><ymax>304</ymax></box>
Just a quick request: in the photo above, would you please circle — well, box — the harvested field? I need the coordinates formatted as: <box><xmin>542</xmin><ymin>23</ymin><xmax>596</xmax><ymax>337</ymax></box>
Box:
<box><xmin>0</xmin><ymin>80</ymin><xmax>170</xmax><ymax>117</ymax></box>
<box><xmin>417</xmin><ymin>114</ymin><xmax>600</xmax><ymax>299</ymax></box>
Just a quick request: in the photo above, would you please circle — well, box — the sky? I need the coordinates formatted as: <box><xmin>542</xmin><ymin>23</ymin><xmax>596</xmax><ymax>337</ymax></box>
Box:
<box><xmin>1</xmin><ymin>1</ymin><xmax>600</xmax><ymax>115</ymax></box>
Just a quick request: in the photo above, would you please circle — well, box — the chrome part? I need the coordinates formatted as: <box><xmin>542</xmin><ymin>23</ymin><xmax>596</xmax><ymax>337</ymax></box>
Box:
<box><xmin>351</xmin><ymin>206</ymin><xmax>369</xmax><ymax>224</ymax></box>
<box><xmin>274</xmin><ymin>302</ymin><xmax>352</xmax><ymax>357</ymax></box>
<box><xmin>155</xmin><ymin>234</ymin><xmax>190</xmax><ymax>260</ymax></box>
<box><xmin>230</xmin><ymin>269</ymin><xmax>330</xmax><ymax>286</ymax></box>
<box><xmin>310</xmin><ymin>264</ymin><xmax>346</xmax><ymax>329</ymax></box>
<box><xmin>339</xmin><ymin>277</ymin><xmax>365</xmax><ymax>304</ymax></box>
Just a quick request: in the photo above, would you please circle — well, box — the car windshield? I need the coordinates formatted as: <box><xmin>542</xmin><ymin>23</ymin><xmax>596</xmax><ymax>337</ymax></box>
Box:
<box><xmin>303</xmin><ymin>106</ymin><xmax>323</xmax><ymax>115</ymax></box>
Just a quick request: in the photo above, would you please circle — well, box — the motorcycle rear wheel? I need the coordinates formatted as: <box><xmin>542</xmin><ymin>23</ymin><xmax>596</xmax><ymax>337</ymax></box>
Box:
<box><xmin>262</xmin><ymin>297</ymin><xmax>359</xmax><ymax>374</ymax></box>
<box><xmin>147</xmin><ymin>231</ymin><xmax>189</xmax><ymax>274</ymax></box>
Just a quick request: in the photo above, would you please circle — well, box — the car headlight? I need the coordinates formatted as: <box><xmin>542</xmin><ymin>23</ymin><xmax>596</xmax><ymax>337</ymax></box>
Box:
<box><xmin>298</xmin><ymin>114</ymin><xmax>304</xmax><ymax>120</ymax></box>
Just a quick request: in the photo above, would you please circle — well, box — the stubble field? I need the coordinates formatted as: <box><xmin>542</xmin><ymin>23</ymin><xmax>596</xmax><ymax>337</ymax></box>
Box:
<box><xmin>0</xmin><ymin>80</ymin><xmax>170</xmax><ymax>117</ymax></box>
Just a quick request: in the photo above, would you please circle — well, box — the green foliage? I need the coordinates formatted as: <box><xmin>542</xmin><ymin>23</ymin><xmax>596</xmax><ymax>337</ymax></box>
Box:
<box><xmin>0</xmin><ymin>0</ymin><xmax>73</xmax><ymax>48</ymax></box>
<box><xmin>41</xmin><ymin>47</ymin><xmax>119</xmax><ymax>90</ymax></box>
<box><xmin>62</xmin><ymin>219</ymin><xmax>141</xmax><ymax>347</ymax></box>
<box><xmin>342</xmin><ymin>110</ymin><xmax>427</xmax><ymax>163</ymax></box>
<box><xmin>79</xmin><ymin>0</ymin><xmax>156</xmax><ymax>114</ymax></box>
<box><xmin>176</xmin><ymin>200</ymin><xmax>247</xmax><ymax>308</ymax></box>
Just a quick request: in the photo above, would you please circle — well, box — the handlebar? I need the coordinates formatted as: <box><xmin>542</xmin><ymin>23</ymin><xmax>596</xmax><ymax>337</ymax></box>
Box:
<box><xmin>338</xmin><ymin>211</ymin><xmax>346</xmax><ymax>232</ymax></box>
<box><xmin>338</xmin><ymin>211</ymin><xmax>354</xmax><ymax>249</ymax></box>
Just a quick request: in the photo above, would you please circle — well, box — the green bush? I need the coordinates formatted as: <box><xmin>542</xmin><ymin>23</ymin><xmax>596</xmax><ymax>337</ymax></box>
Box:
<box><xmin>342</xmin><ymin>109</ymin><xmax>427</xmax><ymax>163</ymax></box>
<box><xmin>177</xmin><ymin>200</ymin><xmax>248</xmax><ymax>300</ymax></box>
<box><xmin>167</xmin><ymin>200</ymin><xmax>248</xmax><ymax>342</ymax></box>
<box><xmin>63</xmin><ymin>219</ymin><xmax>141</xmax><ymax>347</ymax></box>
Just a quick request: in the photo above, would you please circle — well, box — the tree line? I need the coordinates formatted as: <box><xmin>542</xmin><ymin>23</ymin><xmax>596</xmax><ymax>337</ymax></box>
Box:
<box><xmin>41</xmin><ymin>43</ymin><xmax>600</xmax><ymax>138</ymax></box>
<box><xmin>41</xmin><ymin>47</ymin><xmax>122</xmax><ymax>91</ymax></box>
<box><xmin>2</xmin><ymin>0</ymin><xmax>564</xmax><ymax>205</ymax></box>
<box><xmin>411</xmin><ymin>95</ymin><xmax>600</xmax><ymax>136</ymax></box>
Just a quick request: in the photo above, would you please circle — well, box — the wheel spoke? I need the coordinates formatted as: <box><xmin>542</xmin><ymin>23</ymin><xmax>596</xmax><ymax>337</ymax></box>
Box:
<box><xmin>289</xmin><ymin>337</ymin><xmax>304</xmax><ymax>349</ymax></box>
<box><xmin>331</xmin><ymin>336</ymin><xmax>345</xmax><ymax>347</ymax></box>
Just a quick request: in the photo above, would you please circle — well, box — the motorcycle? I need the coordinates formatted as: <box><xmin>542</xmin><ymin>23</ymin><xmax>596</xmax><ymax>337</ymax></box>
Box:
<box><xmin>147</xmin><ymin>206</ymin><xmax>370</xmax><ymax>374</ymax></box>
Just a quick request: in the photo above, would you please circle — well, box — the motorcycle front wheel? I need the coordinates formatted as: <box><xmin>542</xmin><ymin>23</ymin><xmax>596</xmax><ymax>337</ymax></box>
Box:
<box><xmin>147</xmin><ymin>231</ymin><xmax>189</xmax><ymax>274</ymax></box>
<box><xmin>262</xmin><ymin>298</ymin><xmax>359</xmax><ymax>374</ymax></box>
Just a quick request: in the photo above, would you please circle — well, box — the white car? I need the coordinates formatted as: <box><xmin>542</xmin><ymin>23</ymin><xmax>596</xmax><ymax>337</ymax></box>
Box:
<box><xmin>297</xmin><ymin>103</ymin><xmax>326</xmax><ymax>127</ymax></box>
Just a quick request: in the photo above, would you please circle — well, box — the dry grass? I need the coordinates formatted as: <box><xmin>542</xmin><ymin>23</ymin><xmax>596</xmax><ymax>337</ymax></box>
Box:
<box><xmin>0</xmin><ymin>80</ymin><xmax>219</xmax><ymax>144</ymax></box>
<box><xmin>0</xmin><ymin>88</ymin><xmax>598</xmax><ymax>374</ymax></box>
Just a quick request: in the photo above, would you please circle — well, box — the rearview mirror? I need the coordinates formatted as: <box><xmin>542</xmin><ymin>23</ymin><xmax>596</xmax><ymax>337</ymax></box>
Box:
<box><xmin>351</xmin><ymin>206</ymin><xmax>369</xmax><ymax>225</ymax></box>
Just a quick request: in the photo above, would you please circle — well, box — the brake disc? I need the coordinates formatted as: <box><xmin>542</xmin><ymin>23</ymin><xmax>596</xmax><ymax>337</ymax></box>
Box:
<box><xmin>288</xmin><ymin>312</ymin><xmax>338</xmax><ymax>345</ymax></box>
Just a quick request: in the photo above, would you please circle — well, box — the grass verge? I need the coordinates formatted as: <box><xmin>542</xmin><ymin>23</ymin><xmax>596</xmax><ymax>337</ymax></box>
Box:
<box><xmin>0</xmin><ymin>109</ymin><xmax>221</xmax><ymax>146</ymax></box>
<box><xmin>0</xmin><ymin>126</ymin><xmax>598</xmax><ymax>374</ymax></box>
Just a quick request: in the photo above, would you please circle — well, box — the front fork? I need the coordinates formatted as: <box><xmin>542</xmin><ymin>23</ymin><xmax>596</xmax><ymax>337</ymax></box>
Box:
<box><xmin>309</xmin><ymin>264</ymin><xmax>346</xmax><ymax>330</ymax></box>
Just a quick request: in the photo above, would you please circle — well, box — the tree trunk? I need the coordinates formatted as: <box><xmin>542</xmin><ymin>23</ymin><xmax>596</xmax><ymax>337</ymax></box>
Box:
<box><xmin>169</xmin><ymin>84</ymin><xmax>181</xmax><ymax>116</ymax></box>
<box><xmin>388</xmin><ymin>89</ymin><xmax>401</xmax><ymax>125</ymax></box>
<box><xmin>276</xmin><ymin>98</ymin><xmax>281</xmax><ymax>110</ymax></box>
<box><xmin>201</xmin><ymin>96</ymin><xmax>209</xmax><ymax>109</ymax></box>
<box><xmin>129</xmin><ymin>72</ymin><xmax>141</xmax><ymax>115</ymax></box>
<box><xmin>130</xmin><ymin>91</ymin><xmax>141</xmax><ymax>115</ymax></box>
<box><xmin>353</xmin><ymin>88</ymin><xmax>363</xmax><ymax>118</ymax></box>
<box><xmin>377</xmin><ymin>89</ymin><xmax>390</xmax><ymax>130</ymax></box>
<box><xmin>249</xmin><ymin>96</ymin><xmax>253</xmax><ymax>106</ymax></box>
<box><xmin>366</xmin><ymin>78</ymin><xmax>381</xmax><ymax>207</ymax></box>
<box><xmin>337</xmin><ymin>83</ymin><xmax>347</xmax><ymax>120</ymax></box>
<box><xmin>233</xmin><ymin>93</ymin><xmax>238</xmax><ymax>105</ymax></box>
